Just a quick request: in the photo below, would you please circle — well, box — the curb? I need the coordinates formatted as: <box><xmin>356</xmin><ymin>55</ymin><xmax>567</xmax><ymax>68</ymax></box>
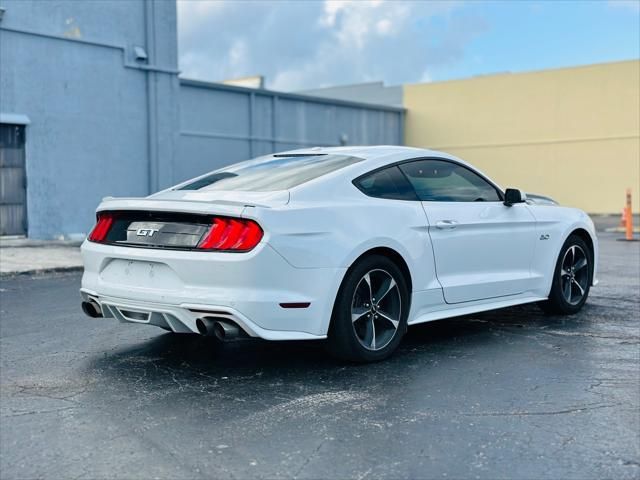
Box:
<box><xmin>0</xmin><ymin>265</ymin><xmax>84</xmax><ymax>279</ymax></box>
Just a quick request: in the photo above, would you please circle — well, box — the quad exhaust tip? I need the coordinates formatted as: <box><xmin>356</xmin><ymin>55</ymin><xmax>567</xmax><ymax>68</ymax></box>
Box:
<box><xmin>196</xmin><ymin>317</ymin><xmax>241</xmax><ymax>341</ymax></box>
<box><xmin>81</xmin><ymin>301</ymin><xmax>242</xmax><ymax>339</ymax></box>
<box><xmin>81</xmin><ymin>300</ymin><xmax>102</xmax><ymax>318</ymax></box>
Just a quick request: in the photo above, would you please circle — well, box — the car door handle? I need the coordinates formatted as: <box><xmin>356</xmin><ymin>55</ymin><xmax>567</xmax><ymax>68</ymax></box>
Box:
<box><xmin>435</xmin><ymin>220</ymin><xmax>458</xmax><ymax>230</ymax></box>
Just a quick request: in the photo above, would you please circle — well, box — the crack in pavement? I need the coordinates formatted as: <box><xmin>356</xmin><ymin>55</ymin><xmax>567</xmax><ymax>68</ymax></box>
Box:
<box><xmin>460</xmin><ymin>402</ymin><xmax>623</xmax><ymax>417</ymax></box>
<box><xmin>294</xmin><ymin>437</ymin><xmax>328</xmax><ymax>478</ymax></box>
<box><xmin>1</xmin><ymin>405</ymin><xmax>77</xmax><ymax>418</ymax></box>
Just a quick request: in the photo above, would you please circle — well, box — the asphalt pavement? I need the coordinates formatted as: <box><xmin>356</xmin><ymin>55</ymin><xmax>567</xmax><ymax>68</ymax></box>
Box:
<box><xmin>1</xmin><ymin>233</ymin><xmax>638</xmax><ymax>479</ymax></box>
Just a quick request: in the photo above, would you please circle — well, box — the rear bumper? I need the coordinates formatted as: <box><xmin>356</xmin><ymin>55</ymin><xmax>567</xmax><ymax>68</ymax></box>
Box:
<box><xmin>80</xmin><ymin>240</ymin><xmax>345</xmax><ymax>339</ymax></box>
<box><xmin>80</xmin><ymin>291</ymin><xmax>326</xmax><ymax>340</ymax></box>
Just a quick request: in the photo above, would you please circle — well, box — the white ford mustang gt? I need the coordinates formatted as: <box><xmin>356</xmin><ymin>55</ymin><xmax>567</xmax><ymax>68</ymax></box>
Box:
<box><xmin>81</xmin><ymin>146</ymin><xmax>598</xmax><ymax>362</ymax></box>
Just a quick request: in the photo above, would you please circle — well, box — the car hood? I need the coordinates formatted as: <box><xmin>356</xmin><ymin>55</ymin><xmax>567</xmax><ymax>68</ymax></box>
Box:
<box><xmin>526</xmin><ymin>193</ymin><xmax>559</xmax><ymax>206</ymax></box>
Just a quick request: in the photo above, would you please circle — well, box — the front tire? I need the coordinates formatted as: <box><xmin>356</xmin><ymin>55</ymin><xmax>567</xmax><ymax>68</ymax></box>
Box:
<box><xmin>326</xmin><ymin>255</ymin><xmax>409</xmax><ymax>362</ymax></box>
<box><xmin>539</xmin><ymin>234</ymin><xmax>592</xmax><ymax>315</ymax></box>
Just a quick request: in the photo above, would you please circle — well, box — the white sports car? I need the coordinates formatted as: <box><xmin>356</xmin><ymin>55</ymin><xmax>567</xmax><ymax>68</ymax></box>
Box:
<box><xmin>81</xmin><ymin>146</ymin><xmax>598</xmax><ymax>362</ymax></box>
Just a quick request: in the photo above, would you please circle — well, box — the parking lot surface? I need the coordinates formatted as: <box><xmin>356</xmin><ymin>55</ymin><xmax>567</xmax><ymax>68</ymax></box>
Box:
<box><xmin>1</xmin><ymin>233</ymin><xmax>638</xmax><ymax>479</ymax></box>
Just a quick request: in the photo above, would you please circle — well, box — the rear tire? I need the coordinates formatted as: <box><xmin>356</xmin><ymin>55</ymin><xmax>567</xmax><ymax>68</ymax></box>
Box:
<box><xmin>326</xmin><ymin>255</ymin><xmax>409</xmax><ymax>362</ymax></box>
<box><xmin>539</xmin><ymin>234</ymin><xmax>592</xmax><ymax>315</ymax></box>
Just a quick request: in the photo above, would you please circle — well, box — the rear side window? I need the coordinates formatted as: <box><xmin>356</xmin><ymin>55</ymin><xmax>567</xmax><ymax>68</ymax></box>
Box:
<box><xmin>354</xmin><ymin>166</ymin><xmax>418</xmax><ymax>201</ymax></box>
<box><xmin>178</xmin><ymin>154</ymin><xmax>362</xmax><ymax>192</ymax></box>
<box><xmin>399</xmin><ymin>159</ymin><xmax>501</xmax><ymax>202</ymax></box>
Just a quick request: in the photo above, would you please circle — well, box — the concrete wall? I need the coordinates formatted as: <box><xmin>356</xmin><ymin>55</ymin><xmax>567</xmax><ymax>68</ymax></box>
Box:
<box><xmin>177</xmin><ymin>80</ymin><xmax>404</xmax><ymax>183</ymax></box>
<box><xmin>0</xmin><ymin>0</ymin><xmax>179</xmax><ymax>239</ymax></box>
<box><xmin>404</xmin><ymin>60</ymin><xmax>640</xmax><ymax>214</ymax></box>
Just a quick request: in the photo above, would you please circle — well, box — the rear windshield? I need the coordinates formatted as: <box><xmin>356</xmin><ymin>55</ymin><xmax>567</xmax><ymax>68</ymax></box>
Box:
<box><xmin>178</xmin><ymin>154</ymin><xmax>363</xmax><ymax>192</ymax></box>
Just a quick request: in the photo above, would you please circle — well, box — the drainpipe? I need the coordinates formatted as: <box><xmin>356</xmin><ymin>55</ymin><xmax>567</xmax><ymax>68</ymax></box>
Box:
<box><xmin>144</xmin><ymin>0</ymin><xmax>158</xmax><ymax>194</ymax></box>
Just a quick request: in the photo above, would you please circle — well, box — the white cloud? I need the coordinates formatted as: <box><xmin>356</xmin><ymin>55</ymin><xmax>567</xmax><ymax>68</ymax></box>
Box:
<box><xmin>376</xmin><ymin>19</ymin><xmax>393</xmax><ymax>36</ymax></box>
<box><xmin>229</xmin><ymin>39</ymin><xmax>247</xmax><ymax>69</ymax></box>
<box><xmin>319</xmin><ymin>0</ymin><xmax>348</xmax><ymax>27</ymax></box>
<box><xmin>608</xmin><ymin>0</ymin><xmax>640</xmax><ymax>13</ymax></box>
<box><xmin>177</xmin><ymin>0</ymin><xmax>227</xmax><ymax>35</ymax></box>
<box><xmin>177</xmin><ymin>0</ymin><xmax>486</xmax><ymax>91</ymax></box>
<box><xmin>419</xmin><ymin>70</ymin><xmax>432</xmax><ymax>83</ymax></box>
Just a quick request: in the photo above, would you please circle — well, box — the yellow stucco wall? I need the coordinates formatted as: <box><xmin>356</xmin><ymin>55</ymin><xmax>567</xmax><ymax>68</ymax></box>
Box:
<box><xmin>404</xmin><ymin>60</ymin><xmax>640</xmax><ymax>214</ymax></box>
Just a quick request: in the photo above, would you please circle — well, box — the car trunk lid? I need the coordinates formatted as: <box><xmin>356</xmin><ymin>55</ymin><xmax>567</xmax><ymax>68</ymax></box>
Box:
<box><xmin>91</xmin><ymin>190</ymin><xmax>285</xmax><ymax>250</ymax></box>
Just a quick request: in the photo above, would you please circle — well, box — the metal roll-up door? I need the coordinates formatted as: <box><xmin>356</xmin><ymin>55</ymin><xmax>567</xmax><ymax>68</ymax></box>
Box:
<box><xmin>0</xmin><ymin>124</ymin><xmax>27</xmax><ymax>236</ymax></box>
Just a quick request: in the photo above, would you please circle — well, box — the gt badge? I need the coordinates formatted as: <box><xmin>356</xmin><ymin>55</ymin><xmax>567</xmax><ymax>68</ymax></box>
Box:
<box><xmin>136</xmin><ymin>228</ymin><xmax>159</xmax><ymax>237</ymax></box>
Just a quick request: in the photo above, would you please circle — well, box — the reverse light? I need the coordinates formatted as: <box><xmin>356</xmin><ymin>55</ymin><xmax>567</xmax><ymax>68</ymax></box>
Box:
<box><xmin>197</xmin><ymin>217</ymin><xmax>263</xmax><ymax>251</ymax></box>
<box><xmin>88</xmin><ymin>212</ymin><xmax>115</xmax><ymax>242</ymax></box>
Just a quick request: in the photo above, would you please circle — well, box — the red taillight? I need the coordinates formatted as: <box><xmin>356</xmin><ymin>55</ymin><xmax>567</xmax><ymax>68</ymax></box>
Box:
<box><xmin>197</xmin><ymin>217</ymin><xmax>263</xmax><ymax>251</ymax></box>
<box><xmin>88</xmin><ymin>212</ymin><xmax>115</xmax><ymax>243</ymax></box>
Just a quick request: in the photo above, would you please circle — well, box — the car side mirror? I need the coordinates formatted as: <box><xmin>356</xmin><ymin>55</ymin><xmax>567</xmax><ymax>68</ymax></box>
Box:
<box><xmin>504</xmin><ymin>188</ymin><xmax>527</xmax><ymax>206</ymax></box>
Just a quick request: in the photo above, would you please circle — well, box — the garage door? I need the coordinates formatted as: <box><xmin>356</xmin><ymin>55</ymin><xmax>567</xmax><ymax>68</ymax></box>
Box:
<box><xmin>0</xmin><ymin>124</ymin><xmax>27</xmax><ymax>236</ymax></box>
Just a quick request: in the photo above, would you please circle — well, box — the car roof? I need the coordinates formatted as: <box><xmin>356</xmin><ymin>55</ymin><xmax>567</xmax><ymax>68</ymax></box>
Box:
<box><xmin>273</xmin><ymin>145</ymin><xmax>473</xmax><ymax>178</ymax></box>
<box><xmin>272</xmin><ymin>145</ymin><xmax>504</xmax><ymax>196</ymax></box>
<box><xmin>274</xmin><ymin>145</ymin><xmax>440</xmax><ymax>161</ymax></box>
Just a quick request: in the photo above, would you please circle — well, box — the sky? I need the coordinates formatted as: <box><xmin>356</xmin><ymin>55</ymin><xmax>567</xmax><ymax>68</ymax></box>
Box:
<box><xmin>177</xmin><ymin>0</ymin><xmax>640</xmax><ymax>91</ymax></box>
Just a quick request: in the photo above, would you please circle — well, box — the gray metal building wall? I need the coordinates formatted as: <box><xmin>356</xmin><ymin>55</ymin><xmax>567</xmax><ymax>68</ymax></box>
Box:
<box><xmin>0</xmin><ymin>0</ymin><xmax>404</xmax><ymax>239</ymax></box>
<box><xmin>177</xmin><ymin>80</ymin><xmax>404</xmax><ymax>183</ymax></box>
<box><xmin>298</xmin><ymin>81</ymin><xmax>404</xmax><ymax>108</ymax></box>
